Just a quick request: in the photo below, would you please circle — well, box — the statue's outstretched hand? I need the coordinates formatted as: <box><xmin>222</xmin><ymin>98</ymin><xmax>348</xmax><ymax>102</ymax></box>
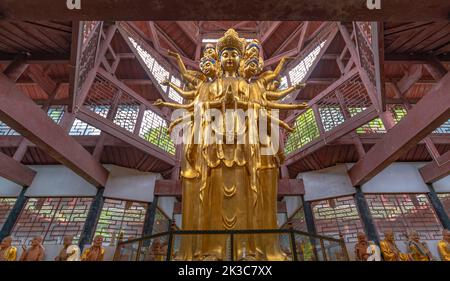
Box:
<box><xmin>168</xmin><ymin>50</ymin><xmax>180</xmax><ymax>59</ymax></box>
<box><xmin>294</xmin><ymin>83</ymin><xmax>306</xmax><ymax>90</ymax></box>
<box><xmin>161</xmin><ymin>78</ymin><xmax>170</xmax><ymax>86</ymax></box>
<box><xmin>154</xmin><ymin>99</ymin><xmax>164</xmax><ymax>106</ymax></box>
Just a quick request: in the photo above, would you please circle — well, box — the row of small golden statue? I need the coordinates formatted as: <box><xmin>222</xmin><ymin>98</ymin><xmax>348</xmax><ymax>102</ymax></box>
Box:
<box><xmin>0</xmin><ymin>234</ymin><xmax>106</xmax><ymax>261</ymax></box>
<box><xmin>354</xmin><ymin>229</ymin><xmax>450</xmax><ymax>261</ymax></box>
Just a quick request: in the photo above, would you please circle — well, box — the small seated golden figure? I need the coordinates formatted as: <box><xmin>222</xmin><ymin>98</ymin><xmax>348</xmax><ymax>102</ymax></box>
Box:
<box><xmin>0</xmin><ymin>236</ymin><xmax>17</xmax><ymax>261</ymax></box>
<box><xmin>81</xmin><ymin>235</ymin><xmax>105</xmax><ymax>261</ymax></box>
<box><xmin>438</xmin><ymin>229</ymin><xmax>450</xmax><ymax>261</ymax></box>
<box><xmin>379</xmin><ymin>231</ymin><xmax>410</xmax><ymax>261</ymax></box>
<box><xmin>407</xmin><ymin>230</ymin><xmax>433</xmax><ymax>261</ymax></box>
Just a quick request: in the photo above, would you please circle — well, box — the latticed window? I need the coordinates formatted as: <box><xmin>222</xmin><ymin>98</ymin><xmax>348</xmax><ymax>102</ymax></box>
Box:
<box><xmin>288</xmin><ymin>41</ymin><xmax>326</xmax><ymax>85</ymax></box>
<box><xmin>311</xmin><ymin>196</ymin><xmax>364</xmax><ymax>243</ymax></box>
<box><xmin>47</xmin><ymin>106</ymin><xmax>65</xmax><ymax>124</ymax></box>
<box><xmin>389</xmin><ymin>105</ymin><xmax>408</xmax><ymax>124</ymax></box>
<box><xmin>69</xmin><ymin>119</ymin><xmax>101</xmax><ymax>136</ymax></box>
<box><xmin>319</xmin><ymin>106</ymin><xmax>345</xmax><ymax>132</ymax></box>
<box><xmin>169</xmin><ymin>76</ymin><xmax>183</xmax><ymax>104</ymax></box>
<box><xmin>139</xmin><ymin>110</ymin><xmax>176</xmax><ymax>155</ymax></box>
<box><xmin>113</xmin><ymin>105</ymin><xmax>139</xmax><ymax>133</ymax></box>
<box><xmin>284</xmin><ymin>109</ymin><xmax>320</xmax><ymax>154</ymax></box>
<box><xmin>94</xmin><ymin>198</ymin><xmax>148</xmax><ymax>243</ymax></box>
<box><xmin>365</xmin><ymin>194</ymin><xmax>443</xmax><ymax>241</ymax></box>
<box><xmin>152</xmin><ymin>207</ymin><xmax>171</xmax><ymax>235</ymax></box>
<box><xmin>0</xmin><ymin>121</ymin><xmax>19</xmax><ymax>136</ymax></box>
<box><xmin>0</xmin><ymin>198</ymin><xmax>16</xmax><ymax>229</ymax></box>
<box><xmin>128</xmin><ymin>35</ymin><xmax>183</xmax><ymax>104</ymax></box>
<box><xmin>11</xmin><ymin>197</ymin><xmax>93</xmax><ymax>245</ymax></box>
<box><xmin>282</xmin><ymin>206</ymin><xmax>308</xmax><ymax>232</ymax></box>
<box><xmin>434</xmin><ymin>119</ymin><xmax>450</xmax><ymax>134</ymax></box>
<box><xmin>357</xmin><ymin>118</ymin><xmax>386</xmax><ymax>134</ymax></box>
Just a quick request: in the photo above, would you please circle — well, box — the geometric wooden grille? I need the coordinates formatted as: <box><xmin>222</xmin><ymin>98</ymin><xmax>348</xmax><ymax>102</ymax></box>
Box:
<box><xmin>282</xmin><ymin>206</ymin><xmax>308</xmax><ymax>232</ymax></box>
<box><xmin>437</xmin><ymin>193</ymin><xmax>450</xmax><ymax>218</ymax></box>
<box><xmin>311</xmin><ymin>196</ymin><xmax>364</xmax><ymax>243</ymax></box>
<box><xmin>0</xmin><ymin>121</ymin><xmax>19</xmax><ymax>136</ymax></box>
<box><xmin>365</xmin><ymin>194</ymin><xmax>443</xmax><ymax>241</ymax></box>
<box><xmin>94</xmin><ymin>198</ymin><xmax>148</xmax><ymax>243</ymax></box>
<box><xmin>47</xmin><ymin>106</ymin><xmax>65</xmax><ymax>124</ymax></box>
<box><xmin>356</xmin><ymin>116</ymin><xmax>386</xmax><ymax>134</ymax></box>
<box><xmin>11</xmin><ymin>197</ymin><xmax>93</xmax><ymax>245</ymax></box>
<box><xmin>125</xmin><ymin>29</ymin><xmax>183</xmax><ymax>104</ymax></box>
<box><xmin>434</xmin><ymin>119</ymin><xmax>450</xmax><ymax>134</ymax></box>
<box><xmin>288</xmin><ymin>40</ymin><xmax>326</xmax><ymax>86</ymax></box>
<box><xmin>284</xmin><ymin>109</ymin><xmax>320</xmax><ymax>154</ymax></box>
<box><xmin>151</xmin><ymin>207</ymin><xmax>170</xmax><ymax>235</ymax></box>
<box><xmin>113</xmin><ymin>105</ymin><xmax>139</xmax><ymax>133</ymax></box>
<box><xmin>69</xmin><ymin>118</ymin><xmax>102</xmax><ymax>136</ymax></box>
<box><xmin>0</xmin><ymin>198</ymin><xmax>16</xmax><ymax>229</ymax></box>
<box><xmin>139</xmin><ymin>110</ymin><xmax>176</xmax><ymax>155</ymax></box>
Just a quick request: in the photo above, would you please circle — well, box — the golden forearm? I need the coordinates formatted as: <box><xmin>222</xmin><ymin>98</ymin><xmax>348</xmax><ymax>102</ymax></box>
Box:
<box><xmin>168</xmin><ymin>82</ymin><xmax>196</xmax><ymax>99</ymax></box>
<box><xmin>266</xmin><ymin>112</ymin><xmax>294</xmax><ymax>132</ymax></box>
<box><xmin>265</xmin><ymin>101</ymin><xmax>308</xmax><ymax>110</ymax></box>
<box><xmin>265</xmin><ymin>87</ymin><xmax>295</xmax><ymax>100</ymax></box>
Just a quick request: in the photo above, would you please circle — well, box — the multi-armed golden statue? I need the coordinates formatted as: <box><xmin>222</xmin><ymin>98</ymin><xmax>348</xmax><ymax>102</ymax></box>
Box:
<box><xmin>155</xmin><ymin>29</ymin><xmax>307</xmax><ymax>261</ymax></box>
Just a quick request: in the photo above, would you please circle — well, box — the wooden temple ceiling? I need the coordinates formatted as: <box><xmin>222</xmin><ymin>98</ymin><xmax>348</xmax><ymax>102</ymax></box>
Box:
<box><xmin>0</xmin><ymin>20</ymin><xmax>450</xmax><ymax>179</ymax></box>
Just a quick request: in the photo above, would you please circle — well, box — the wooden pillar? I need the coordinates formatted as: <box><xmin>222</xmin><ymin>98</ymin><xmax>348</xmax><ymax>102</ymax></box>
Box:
<box><xmin>142</xmin><ymin>196</ymin><xmax>159</xmax><ymax>237</ymax></box>
<box><xmin>427</xmin><ymin>184</ymin><xmax>450</xmax><ymax>230</ymax></box>
<box><xmin>0</xmin><ymin>187</ymin><xmax>28</xmax><ymax>241</ymax></box>
<box><xmin>301</xmin><ymin>197</ymin><xmax>317</xmax><ymax>235</ymax></box>
<box><xmin>354</xmin><ymin>187</ymin><xmax>380</xmax><ymax>245</ymax></box>
<box><xmin>78</xmin><ymin>187</ymin><xmax>105</xmax><ymax>250</ymax></box>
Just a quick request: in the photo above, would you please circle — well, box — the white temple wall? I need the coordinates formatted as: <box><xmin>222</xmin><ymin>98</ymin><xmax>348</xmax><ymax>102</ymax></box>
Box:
<box><xmin>298</xmin><ymin>165</ymin><xmax>356</xmax><ymax>202</ymax></box>
<box><xmin>103</xmin><ymin>165</ymin><xmax>161</xmax><ymax>203</ymax></box>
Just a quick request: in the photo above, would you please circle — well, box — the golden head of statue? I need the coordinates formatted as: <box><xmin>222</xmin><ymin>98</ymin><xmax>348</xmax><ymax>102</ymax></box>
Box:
<box><xmin>216</xmin><ymin>29</ymin><xmax>246</xmax><ymax>75</ymax></box>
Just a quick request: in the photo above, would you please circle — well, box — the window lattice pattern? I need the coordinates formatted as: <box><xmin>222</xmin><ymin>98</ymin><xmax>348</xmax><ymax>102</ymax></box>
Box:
<box><xmin>169</xmin><ymin>76</ymin><xmax>183</xmax><ymax>103</ymax></box>
<box><xmin>285</xmin><ymin>109</ymin><xmax>320</xmax><ymax>154</ymax></box>
<box><xmin>389</xmin><ymin>104</ymin><xmax>408</xmax><ymax>124</ymax></box>
<box><xmin>152</xmin><ymin>208</ymin><xmax>170</xmax><ymax>235</ymax></box>
<box><xmin>127</xmin><ymin>34</ymin><xmax>183</xmax><ymax>104</ymax></box>
<box><xmin>279</xmin><ymin>76</ymin><xmax>288</xmax><ymax>90</ymax></box>
<box><xmin>139</xmin><ymin>110</ymin><xmax>175</xmax><ymax>155</ymax></box>
<box><xmin>283</xmin><ymin>207</ymin><xmax>308</xmax><ymax>232</ymax></box>
<box><xmin>365</xmin><ymin>194</ymin><xmax>443</xmax><ymax>241</ymax></box>
<box><xmin>95</xmin><ymin>198</ymin><xmax>148</xmax><ymax>243</ymax></box>
<box><xmin>316</xmin><ymin>75</ymin><xmax>372</xmax><ymax>133</ymax></box>
<box><xmin>289</xmin><ymin>41</ymin><xmax>326</xmax><ymax>85</ymax></box>
<box><xmin>434</xmin><ymin>119</ymin><xmax>450</xmax><ymax>134</ymax></box>
<box><xmin>437</xmin><ymin>193</ymin><xmax>450</xmax><ymax>217</ymax></box>
<box><xmin>312</xmin><ymin>196</ymin><xmax>364</xmax><ymax>243</ymax></box>
<box><xmin>82</xmin><ymin>21</ymin><xmax>99</xmax><ymax>44</ymax></box>
<box><xmin>69</xmin><ymin>119</ymin><xmax>102</xmax><ymax>136</ymax></box>
<box><xmin>0</xmin><ymin>122</ymin><xmax>19</xmax><ymax>136</ymax></box>
<box><xmin>47</xmin><ymin>106</ymin><xmax>65</xmax><ymax>124</ymax></box>
<box><xmin>113</xmin><ymin>105</ymin><xmax>139</xmax><ymax>132</ymax></box>
<box><xmin>12</xmin><ymin>197</ymin><xmax>93</xmax><ymax>245</ymax></box>
<box><xmin>0</xmin><ymin>198</ymin><xmax>16</xmax><ymax>229</ymax></box>
<box><xmin>319</xmin><ymin>107</ymin><xmax>345</xmax><ymax>132</ymax></box>
<box><xmin>356</xmin><ymin>116</ymin><xmax>386</xmax><ymax>134</ymax></box>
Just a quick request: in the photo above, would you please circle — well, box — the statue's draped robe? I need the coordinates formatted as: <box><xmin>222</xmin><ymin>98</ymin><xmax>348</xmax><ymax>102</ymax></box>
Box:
<box><xmin>177</xmin><ymin>76</ymin><xmax>286</xmax><ymax>261</ymax></box>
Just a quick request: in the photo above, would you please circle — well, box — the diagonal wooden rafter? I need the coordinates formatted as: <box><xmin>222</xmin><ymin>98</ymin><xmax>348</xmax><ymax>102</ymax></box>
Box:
<box><xmin>0</xmin><ymin>71</ymin><xmax>109</xmax><ymax>187</ymax></box>
<box><xmin>348</xmin><ymin>70</ymin><xmax>450</xmax><ymax>186</ymax></box>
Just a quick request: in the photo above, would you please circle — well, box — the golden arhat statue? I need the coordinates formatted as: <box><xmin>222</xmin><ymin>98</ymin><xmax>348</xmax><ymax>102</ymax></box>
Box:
<box><xmin>155</xmin><ymin>29</ymin><xmax>307</xmax><ymax>261</ymax></box>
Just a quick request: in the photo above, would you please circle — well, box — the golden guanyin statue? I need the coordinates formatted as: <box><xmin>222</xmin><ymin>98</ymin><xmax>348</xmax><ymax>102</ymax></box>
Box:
<box><xmin>438</xmin><ymin>229</ymin><xmax>450</xmax><ymax>261</ymax></box>
<box><xmin>158</xmin><ymin>29</ymin><xmax>307</xmax><ymax>261</ymax></box>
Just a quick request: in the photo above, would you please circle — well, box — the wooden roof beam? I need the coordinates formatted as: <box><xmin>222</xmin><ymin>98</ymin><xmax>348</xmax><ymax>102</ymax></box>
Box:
<box><xmin>348</xmin><ymin>70</ymin><xmax>450</xmax><ymax>186</ymax></box>
<box><xmin>0</xmin><ymin>72</ymin><xmax>109</xmax><ymax>187</ymax></box>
